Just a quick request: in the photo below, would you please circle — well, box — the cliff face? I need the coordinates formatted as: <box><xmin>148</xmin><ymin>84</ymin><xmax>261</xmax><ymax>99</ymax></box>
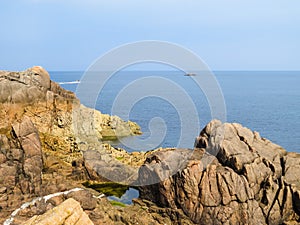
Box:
<box><xmin>0</xmin><ymin>117</ymin><xmax>43</xmax><ymax>223</ymax></box>
<box><xmin>0</xmin><ymin>67</ymin><xmax>141</xmax><ymax>163</ymax></box>
<box><xmin>138</xmin><ymin>120</ymin><xmax>300</xmax><ymax>225</ymax></box>
<box><xmin>0</xmin><ymin>67</ymin><xmax>146</xmax><ymax>225</ymax></box>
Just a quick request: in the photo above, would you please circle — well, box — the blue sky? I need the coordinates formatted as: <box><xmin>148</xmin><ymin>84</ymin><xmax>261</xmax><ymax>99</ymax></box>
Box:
<box><xmin>0</xmin><ymin>0</ymin><xmax>299</xmax><ymax>71</ymax></box>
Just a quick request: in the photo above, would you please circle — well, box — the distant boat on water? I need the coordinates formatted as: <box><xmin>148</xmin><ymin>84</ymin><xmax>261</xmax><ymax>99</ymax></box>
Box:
<box><xmin>58</xmin><ymin>80</ymin><xmax>80</xmax><ymax>84</ymax></box>
<box><xmin>184</xmin><ymin>73</ymin><xmax>196</xmax><ymax>76</ymax></box>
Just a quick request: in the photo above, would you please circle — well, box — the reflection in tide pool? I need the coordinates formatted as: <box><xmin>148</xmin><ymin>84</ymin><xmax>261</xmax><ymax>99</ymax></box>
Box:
<box><xmin>108</xmin><ymin>188</ymin><xmax>139</xmax><ymax>205</ymax></box>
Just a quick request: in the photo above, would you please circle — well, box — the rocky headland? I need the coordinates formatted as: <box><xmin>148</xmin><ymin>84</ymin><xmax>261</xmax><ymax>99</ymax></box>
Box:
<box><xmin>138</xmin><ymin>120</ymin><xmax>300</xmax><ymax>224</ymax></box>
<box><xmin>0</xmin><ymin>67</ymin><xmax>299</xmax><ymax>225</ymax></box>
<box><xmin>0</xmin><ymin>66</ymin><xmax>141</xmax><ymax>162</ymax></box>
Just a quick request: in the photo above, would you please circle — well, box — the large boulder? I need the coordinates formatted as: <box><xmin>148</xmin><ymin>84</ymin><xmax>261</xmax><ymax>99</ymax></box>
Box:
<box><xmin>30</xmin><ymin>66</ymin><xmax>51</xmax><ymax>90</ymax></box>
<box><xmin>0</xmin><ymin>66</ymin><xmax>51</xmax><ymax>103</ymax></box>
<box><xmin>22</xmin><ymin>198</ymin><xmax>94</xmax><ymax>225</ymax></box>
<box><xmin>138</xmin><ymin>120</ymin><xmax>300</xmax><ymax>224</ymax></box>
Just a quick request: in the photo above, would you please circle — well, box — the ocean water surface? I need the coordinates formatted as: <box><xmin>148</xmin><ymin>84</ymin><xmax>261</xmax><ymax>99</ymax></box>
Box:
<box><xmin>50</xmin><ymin>71</ymin><xmax>300</xmax><ymax>153</ymax></box>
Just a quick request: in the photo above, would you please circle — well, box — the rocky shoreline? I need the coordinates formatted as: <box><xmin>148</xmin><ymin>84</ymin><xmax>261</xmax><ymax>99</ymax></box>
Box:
<box><xmin>0</xmin><ymin>67</ymin><xmax>299</xmax><ymax>224</ymax></box>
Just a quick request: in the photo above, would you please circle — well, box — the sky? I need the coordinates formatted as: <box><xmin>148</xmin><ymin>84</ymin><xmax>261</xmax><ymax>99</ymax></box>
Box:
<box><xmin>0</xmin><ymin>0</ymin><xmax>300</xmax><ymax>71</ymax></box>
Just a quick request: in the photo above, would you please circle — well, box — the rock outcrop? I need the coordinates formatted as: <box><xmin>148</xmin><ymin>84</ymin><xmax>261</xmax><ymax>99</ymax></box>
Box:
<box><xmin>0</xmin><ymin>67</ymin><xmax>141</xmax><ymax>164</ymax></box>
<box><xmin>2</xmin><ymin>67</ymin><xmax>300</xmax><ymax>225</ymax></box>
<box><xmin>0</xmin><ymin>116</ymin><xmax>43</xmax><ymax>222</ymax></box>
<box><xmin>2</xmin><ymin>118</ymin><xmax>300</xmax><ymax>225</ymax></box>
<box><xmin>71</xmin><ymin>147</ymin><xmax>180</xmax><ymax>184</ymax></box>
<box><xmin>0</xmin><ymin>66</ymin><xmax>52</xmax><ymax>103</ymax></box>
<box><xmin>0</xmin><ymin>67</ymin><xmax>141</xmax><ymax>224</ymax></box>
<box><xmin>138</xmin><ymin>120</ymin><xmax>300</xmax><ymax>224</ymax></box>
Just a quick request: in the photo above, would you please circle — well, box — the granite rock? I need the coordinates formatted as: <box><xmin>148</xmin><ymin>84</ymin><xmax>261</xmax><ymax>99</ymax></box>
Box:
<box><xmin>21</xmin><ymin>198</ymin><xmax>94</xmax><ymax>225</ymax></box>
<box><xmin>138</xmin><ymin>120</ymin><xmax>300</xmax><ymax>224</ymax></box>
<box><xmin>0</xmin><ymin>117</ymin><xmax>43</xmax><ymax>223</ymax></box>
<box><xmin>0</xmin><ymin>67</ymin><xmax>141</xmax><ymax>165</ymax></box>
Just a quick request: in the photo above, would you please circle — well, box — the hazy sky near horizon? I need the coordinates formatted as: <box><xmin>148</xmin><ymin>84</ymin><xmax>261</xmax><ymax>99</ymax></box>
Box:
<box><xmin>1</xmin><ymin>0</ymin><xmax>299</xmax><ymax>71</ymax></box>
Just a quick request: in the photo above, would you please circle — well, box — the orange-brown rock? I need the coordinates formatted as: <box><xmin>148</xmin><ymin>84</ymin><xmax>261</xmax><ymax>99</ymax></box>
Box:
<box><xmin>0</xmin><ymin>67</ymin><xmax>141</xmax><ymax>165</ymax></box>
<box><xmin>22</xmin><ymin>198</ymin><xmax>94</xmax><ymax>225</ymax></box>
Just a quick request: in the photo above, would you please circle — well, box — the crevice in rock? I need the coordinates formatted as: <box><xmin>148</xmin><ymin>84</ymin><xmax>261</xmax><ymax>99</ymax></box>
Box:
<box><xmin>280</xmin><ymin>157</ymin><xmax>285</xmax><ymax>176</ymax></box>
<box><xmin>280</xmin><ymin>182</ymin><xmax>288</xmax><ymax>213</ymax></box>
<box><xmin>232</xmin><ymin>125</ymin><xmax>254</xmax><ymax>152</ymax></box>
<box><xmin>3</xmin><ymin>75</ymin><xmax>27</xmax><ymax>85</ymax></box>
<box><xmin>239</xmin><ymin>135</ymin><xmax>255</xmax><ymax>152</ymax></box>
<box><xmin>292</xmin><ymin>187</ymin><xmax>300</xmax><ymax>217</ymax></box>
<box><xmin>266</xmin><ymin>179</ymin><xmax>283</xmax><ymax>223</ymax></box>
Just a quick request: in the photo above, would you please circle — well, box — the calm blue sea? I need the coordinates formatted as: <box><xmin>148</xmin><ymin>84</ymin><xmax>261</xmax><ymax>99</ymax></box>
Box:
<box><xmin>50</xmin><ymin>71</ymin><xmax>300</xmax><ymax>153</ymax></box>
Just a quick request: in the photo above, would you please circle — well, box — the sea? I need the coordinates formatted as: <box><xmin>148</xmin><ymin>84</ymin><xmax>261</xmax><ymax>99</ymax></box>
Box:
<box><xmin>50</xmin><ymin>70</ymin><xmax>299</xmax><ymax>204</ymax></box>
<box><xmin>51</xmin><ymin>70</ymin><xmax>299</xmax><ymax>153</ymax></box>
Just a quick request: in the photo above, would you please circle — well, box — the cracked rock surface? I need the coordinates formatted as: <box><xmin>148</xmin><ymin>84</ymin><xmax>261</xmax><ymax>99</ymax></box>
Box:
<box><xmin>138</xmin><ymin>120</ymin><xmax>300</xmax><ymax>225</ymax></box>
